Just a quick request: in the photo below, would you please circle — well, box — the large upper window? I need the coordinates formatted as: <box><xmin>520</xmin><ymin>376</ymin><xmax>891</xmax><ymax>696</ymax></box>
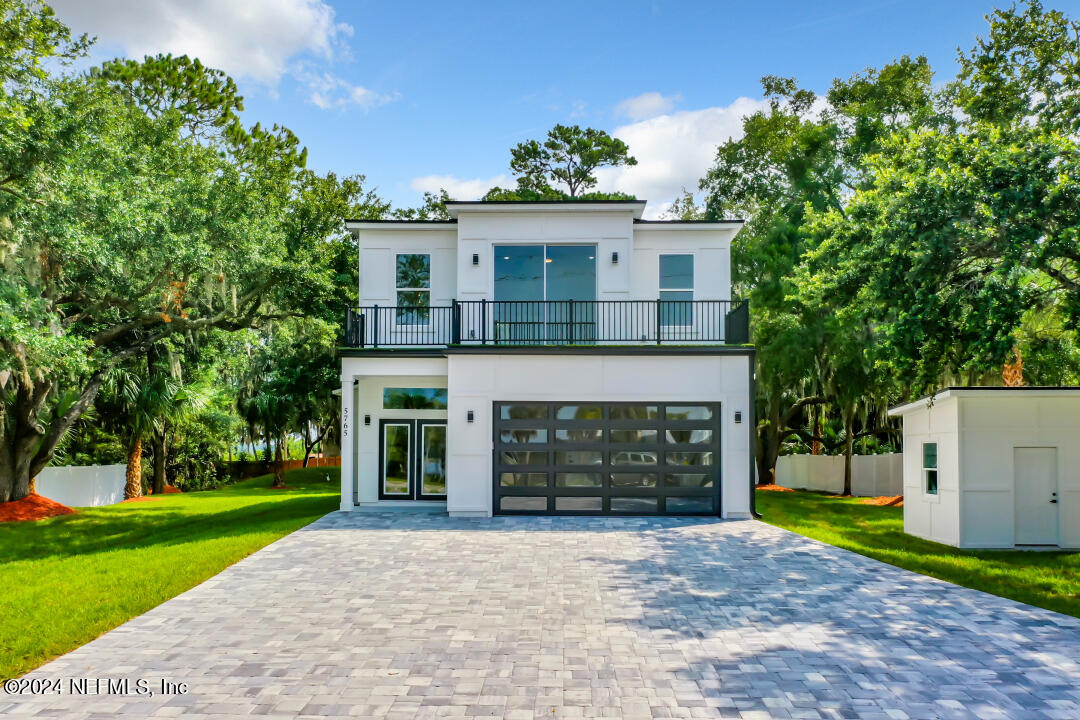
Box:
<box><xmin>659</xmin><ymin>254</ymin><xmax>694</xmax><ymax>326</ymax></box>
<box><xmin>923</xmin><ymin>442</ymin><xmax>938</xmax><ymax>495</ymax></box>
<box><xmin>395</xmin><ymin>253</ymin><xmax>430</xmax><ymax>325</ymax></box>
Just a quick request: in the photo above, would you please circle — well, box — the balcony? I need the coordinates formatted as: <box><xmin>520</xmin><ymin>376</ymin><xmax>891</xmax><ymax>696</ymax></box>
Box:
<box><xmin>343</xmin><ymin>299</ymin><xmax>749</xmax><ymax>348</ymax></box>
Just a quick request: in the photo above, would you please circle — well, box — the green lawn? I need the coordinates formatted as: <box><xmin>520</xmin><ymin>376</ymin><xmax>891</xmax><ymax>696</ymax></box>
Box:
<box><xmin>0</xmin><ymin>468</ymin><xmax>339</xmax><ymax>679</ymax></box>
<box><xmin>757</xmin><ymin>488</ymin><xmax>1080</xmax><ymax>618</ymax></box>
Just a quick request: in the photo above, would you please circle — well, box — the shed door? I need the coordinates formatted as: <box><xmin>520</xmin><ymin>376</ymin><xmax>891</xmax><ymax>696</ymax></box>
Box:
<box><xmin>1014</xmin><ymin>447</ymin><xmax>1059</xmax><ymax>546</ymax></box>
<box><xmin>493</xmin><ymin>402</ymin><xmax>721</xmax><ymax>515</ymax></box>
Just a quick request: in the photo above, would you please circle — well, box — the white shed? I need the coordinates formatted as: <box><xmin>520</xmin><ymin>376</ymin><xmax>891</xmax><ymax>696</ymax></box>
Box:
<box><xmin>889</xmin><ymin>387</ymin><xmax>1080</xmax><ymax>549</ymax></box>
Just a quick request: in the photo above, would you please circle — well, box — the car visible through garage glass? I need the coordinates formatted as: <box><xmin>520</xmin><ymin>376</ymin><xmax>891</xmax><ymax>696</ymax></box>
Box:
<box><xmin>610</xmin><ymin>473</ymin><xmax>658</xmax><ymax>487</ymax></box>
<box><xmin>611</xmin><ymin>497</ymin><xmax>658</xmax><ymax>512</ymax></box>
<box><xmin>611</xmin><ymin>450</ymin><xmax>658</xmax><ymax>465</ymax></box>
<box><xmin>501</xmin><ymin>451</ymin><xmax>547</xmax><ymax>465</ymax></box>
<box><xmin>665</xmin><ymin>406</ymin><xmax>713</xmax><ymax>421</ymax></box>
<box><xmin>554</xmin><ymin>405</ymin><xmax>603</xmax><ymax>420</ymax></box>
<box><xmin>499</xmin><ymin>428</ymin><xmax>548</xmax><ymax>444</ymax></box>
<box><xmin>499</xmin><ymin>404</ymin><xmax>547</xmax><ymax>420</ymax></box>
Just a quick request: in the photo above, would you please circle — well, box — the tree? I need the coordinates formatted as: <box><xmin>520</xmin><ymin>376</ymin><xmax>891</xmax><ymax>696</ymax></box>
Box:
<box><xmin>509</xmin><ymin>124</ymin><xmax>637</xmax><ymax>197</ymax></box>
<box><xmin>392</xmin><ymin>189</ymin><xmax>450</xmax><ymax>220</ymax></box>
<box><xmin>0</xmin><ymin>49</ymin><xmax>332</xmax><ymax>502</ymax></box>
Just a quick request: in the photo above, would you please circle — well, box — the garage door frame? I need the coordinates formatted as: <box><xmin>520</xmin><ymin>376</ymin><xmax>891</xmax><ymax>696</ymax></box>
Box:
<box><xmin>492</xmin><ymin>400</ymin><xmax>721</xmax><ymax>516</ymax></box>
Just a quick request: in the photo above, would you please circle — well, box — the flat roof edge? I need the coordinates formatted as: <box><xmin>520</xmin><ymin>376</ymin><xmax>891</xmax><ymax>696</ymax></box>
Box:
<box><xmin>888</xmin><ymin>385</ymin><xmax>1080</xmax><ymax>416</ymax></box>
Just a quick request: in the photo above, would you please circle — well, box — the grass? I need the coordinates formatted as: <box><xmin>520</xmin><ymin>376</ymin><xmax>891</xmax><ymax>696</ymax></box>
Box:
<box><xmin>0</xmin><ymin>468</ymin><xmax>339</xmax><ymax>679</ymax></box>
<box><xmin>756</xmin><ymin>488</ymin><xmax>1080</xmax><ymax>618</ymax></box>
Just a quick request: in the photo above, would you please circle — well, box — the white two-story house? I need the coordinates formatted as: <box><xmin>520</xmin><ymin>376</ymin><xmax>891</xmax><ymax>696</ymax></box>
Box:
<box><xmin>339</xmin><ymin>200</ymin><xmax>755</xmax><ymax>517</ymax></box>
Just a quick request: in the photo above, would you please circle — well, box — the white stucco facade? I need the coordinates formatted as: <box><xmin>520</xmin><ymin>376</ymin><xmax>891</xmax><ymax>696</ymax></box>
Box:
<box><xmin>889</xmin><ymin>388</ymin><xmax>1080</xmax><ymax>548</ymax></box>
<box><xmin>339</xmin><ymin>201</ymin><xmax>753</xmax><ymax>517</ymax></box>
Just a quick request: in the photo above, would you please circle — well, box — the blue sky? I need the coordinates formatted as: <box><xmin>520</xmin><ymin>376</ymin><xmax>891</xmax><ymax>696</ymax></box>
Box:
<box><xmin>51</xmin><ymin>0</ymin><xmax>1080</xmax><ymax>217</ymax></box>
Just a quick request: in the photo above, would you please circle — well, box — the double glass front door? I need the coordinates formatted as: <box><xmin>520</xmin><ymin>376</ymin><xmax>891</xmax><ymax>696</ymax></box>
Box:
<box><xmin>494</xmin><ymin>245</ymin><xmax>596</xmax><ymax>343</ymax></box>
<box><xmin>379</xmin><ymin>419</ymin><xmax>447</xmax><ymax>500</ymax></box>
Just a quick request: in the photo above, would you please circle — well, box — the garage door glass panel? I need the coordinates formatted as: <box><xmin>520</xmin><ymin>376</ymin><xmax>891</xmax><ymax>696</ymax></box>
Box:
<box><xmin>610</xmin><ymin>405</ymin><xmax>659</xmax><ymax>420</ymax></box>
<box><xmin>612</xmin><ymin>497</ymin><xmax>658</xmax><ymax>512</ymax></box>
<box><xmin>611</xmin><ymin>473</ymin><xmax>658</xmax><ymax>487</ymax></box>
<box><xmin>610</xmin><ymin>429</ymin><xmax>658</xmax><ymax>444</ymax></box>
<box><xmin>500</xmin><ymin>472</ymin><xmax>548</xmax><ymax>487</ymax></box>
<box><xmin>666</xmin><ymin>497</ymin><xmax>713</xmax><ymax>513</ymax></box>
<box><xmin>666</xmin><ymin>429</ymin><xmax>713</xmax><ymax>444</ymax></box>
<box><xmin>666</xmin><ymin>452</ymin><xmax>714</xmax><ymax>466</ymax></box>
<box><xmin>555</xmin><ymin>450</ymin><xmax>603</xmax><ymax>465</ymax></box>
<box><xmin>555</xmin><ymin>405</ymin><xmax>603</xmax><ymax>420</ymax></box>
<box><xmin>612</xmin><ymin>450</ymin><xmax>658</xmax><ymax>465</ymax></box>
<box><xmin>556</xmin><ymin>472</ymin><xmax>603</xmax><ymax>487</ymax></box>
<box><xmin>500</xmin><ymin>404</ymin><xmax>548</xmax><ymax>420</ymax></box>
<box><xmin>501</xmin><ymin>496</ymin><xmax>547</xmax><ymax>511</ymax></box>
<box><xmin>665</xmin><ymin>473</ymin><xmax>712</xmax><ymax>487</ymax></box>
<box><xmin>666</xmin><ymin>406</ymin><xmax>713</xmax><ymax>421</ymax></box>
<box><xmin>499</xmin><ymin>429</ymin><xmax>548</xmax><ymax>444</ymax></box>
<box><xmin>556</xmin><ymin>497</ymin><xmax>602</xmax><ymax>511</ymax></box>
<box><xmin>555</xmin><ymin>428</ymin><xmax>602</xmax><ymax>442</ymax></box>
<box><xmin>502</xmin><ymin>451</ymin><xmax>547</xmax><ymax>465</ymax></box>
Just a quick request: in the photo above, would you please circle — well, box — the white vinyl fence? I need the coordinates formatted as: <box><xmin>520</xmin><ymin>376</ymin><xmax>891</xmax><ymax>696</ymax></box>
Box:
<box><xmin>776</xmin><ymin>454</ymin><xmax>902</xmax><ymax>497</ymax></box>
<box><xmin>35</xmin><ymin>464</ymin><xmax>126</xmax><ymax>507</ymax></box>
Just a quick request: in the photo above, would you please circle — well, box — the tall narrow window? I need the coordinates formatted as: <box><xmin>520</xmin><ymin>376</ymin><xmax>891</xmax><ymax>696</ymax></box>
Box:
<box><xmin>923</xmin><ymin>442</ymin><xmax>938</xmax><ymax>495</ymax></box>
<box><xmin>396</xmin><ymin>253</ymin><xmax>430</xmax><ymax>325</ymax></box>
<box><xmin>659</xmin><ymin>254</ymin><xmax>693</xmax><ymax>326</ymax></box>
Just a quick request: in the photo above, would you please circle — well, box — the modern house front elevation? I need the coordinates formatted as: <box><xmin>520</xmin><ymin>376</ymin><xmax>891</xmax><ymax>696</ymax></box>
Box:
<box><xmin>339</xmin><ymin>200</ymin><xmax>755</xmax><ymax>517</ymax></box>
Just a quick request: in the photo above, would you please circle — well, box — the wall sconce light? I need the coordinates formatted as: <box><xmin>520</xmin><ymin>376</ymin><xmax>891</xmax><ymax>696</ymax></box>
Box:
<box><xmin>363</xmin><ymin>414</ymin><xmax>371</xmax><ymax>426</ymax></box>
<box><xmin>611</xmin><ymin>251</ymin><xmax>619</xmax><ymax>264</ymax></box>
<box><xmin>472</xmin><ymin>253</ymin><xmax>479</xmax><ymax>266</ymax></box>
<box><xmin>734</xmin><ymin>411</ymin><xmax>742</xmax><ymax>424</ymax></box>
<box><xmin>467</xmin><ymin>410</ymin><xmax>475</xmax><ymax>423</ymax></box>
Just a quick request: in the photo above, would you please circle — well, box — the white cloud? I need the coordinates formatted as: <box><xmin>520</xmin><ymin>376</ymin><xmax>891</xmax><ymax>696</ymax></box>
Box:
<box><xmin>614</xmin><ymin>92</ymin><xmax>682</xmax><ymax>121</ymax></box>
<box><xmin>410</xmin><ymin>174</ymin><xmax>512</xmax><ymax>200</ymax></box>
<box><xmin>298</xmin><ymin>67</ymin><xmax>400</xmax><ymax>111</ymax></box>
<box><xmin>596</xmin><ymin>97</ymin><xmax>769</xmax><ymax>218</ymax></box>
<box><xmin>50</xmin><ymin>0</ymin><xmax>352</xmax><ymax>85</ymax></box>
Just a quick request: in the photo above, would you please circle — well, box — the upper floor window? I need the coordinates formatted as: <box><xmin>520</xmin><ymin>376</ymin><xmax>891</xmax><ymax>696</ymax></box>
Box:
<box><xmin>659</xmin><ymin>254</ymin><xmax>693</xmax><ymax>326</ymax></box>
<box><xmin>396</xmin><ymin>253</ymin><xmax>430</xmax><ymax>325</ymax></box>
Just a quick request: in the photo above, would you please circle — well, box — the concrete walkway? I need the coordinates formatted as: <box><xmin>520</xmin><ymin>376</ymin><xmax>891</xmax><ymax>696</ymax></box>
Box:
<box><xmin>5</xmin><ymin>514</ymin><xmax>1080</xmax><ymax>719</ymax></box>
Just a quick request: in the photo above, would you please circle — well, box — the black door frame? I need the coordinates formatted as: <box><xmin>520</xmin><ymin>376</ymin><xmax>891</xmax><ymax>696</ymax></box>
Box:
<box><xmin>378</xmin><ymin>418</ymin><xmax>448</xmax><ymax>501</ymax></box>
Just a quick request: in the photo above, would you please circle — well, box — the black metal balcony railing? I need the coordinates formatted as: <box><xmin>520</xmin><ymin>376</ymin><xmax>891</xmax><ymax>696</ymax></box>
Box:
<box><xmin>344</xmin><ymin>299</ymin><xmax>749</xmax><ymax>348</ymax></box>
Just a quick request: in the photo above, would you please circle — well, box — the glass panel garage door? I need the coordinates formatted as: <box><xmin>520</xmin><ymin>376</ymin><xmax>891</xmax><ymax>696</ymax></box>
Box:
<box><xmin>493</xmin><ymin>402</ymin><xmax>720</xmax><ymax>515</ymax></box>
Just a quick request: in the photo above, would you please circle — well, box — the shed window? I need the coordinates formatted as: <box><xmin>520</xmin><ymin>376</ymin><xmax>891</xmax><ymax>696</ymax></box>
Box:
<box><xmin>395</xmin><ymin>253</ymin><xmax>430</xmax><ymax>325</ymax></box>
<box><xmin>923</xmin><ymin>442</ymin><xmax>938</xmax><ymax>495</ymax></box>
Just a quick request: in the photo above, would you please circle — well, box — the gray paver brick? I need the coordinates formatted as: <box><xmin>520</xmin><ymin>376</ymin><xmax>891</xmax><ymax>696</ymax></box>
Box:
<box><xmin>7</xmin><ymin>513</ymin><xmax>1080</xmax><ymax>719</ymax></box>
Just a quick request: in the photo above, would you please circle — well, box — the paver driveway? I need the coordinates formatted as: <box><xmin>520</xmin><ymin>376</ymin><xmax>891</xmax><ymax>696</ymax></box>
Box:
<box><xmin>6</xmin><ymin>514</ymin><xmax>1080</xmax><ymax>719</ymax></box>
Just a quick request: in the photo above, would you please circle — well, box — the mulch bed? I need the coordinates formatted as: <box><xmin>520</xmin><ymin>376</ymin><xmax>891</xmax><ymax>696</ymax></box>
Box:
<box><xmin>755</xmin><ymin>483</ymin><xmax>795</xmax><ymax>492</ymax></box>
<box><xmin>0</xmin><ymin>494</ymin><xmax>77</xmax><ymax>522</ymax></box>
<box><xmin>860</xmin><ymin>495</ymin><xmax>904</xmax><ymax>507</ymax></box>
<box><xmin>158</xmin><ymin>485</ymin><xmax>182</xmax><ymax>494</ymax></box>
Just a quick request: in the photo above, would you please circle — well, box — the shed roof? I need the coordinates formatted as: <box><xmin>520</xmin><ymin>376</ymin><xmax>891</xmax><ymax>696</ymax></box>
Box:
<box><xmin>888</xmin><ymin>386</ymin><xmax>1080</xmax><ymax>416</ymax></box>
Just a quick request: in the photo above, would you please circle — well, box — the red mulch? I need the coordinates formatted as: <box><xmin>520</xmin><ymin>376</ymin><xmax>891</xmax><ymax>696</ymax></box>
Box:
<box><xmin>0</xmin><ymin>493</ymin><xmax>77</xmax><ymax>522</ymax></box>
<box><xmin>755</xmin><ymin>483</ymin><xmax>795</xmax><ymax>492</ymax></box>
<box><xmin>860</xmin><ymin>495</ymin><xmax>904</xmax><ymax>507</ymax></box>
<box><xmin>158</xmin><ymin>485</ymin><xmax>182</xmax><ymax>494</ymax></box>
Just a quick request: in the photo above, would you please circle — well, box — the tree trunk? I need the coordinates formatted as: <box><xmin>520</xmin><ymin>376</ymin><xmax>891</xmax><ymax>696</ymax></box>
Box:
<box><xmin>811</xmin><ymin>406</ymin><xmax>822</xmax><ymax>455</ymax></box>
<box><xmin>302</xmin><ymin>425</ymin><xmax>312</xmax><ymax>468</ymax></box>
<box><xmin>841</xmin><ymin>409</ymin><xmax>854</xmax><ymax>496</ymax></box>
<box><xmin>755</xmin><ymin>398</ymin><xmax>783</xmax><ymax>486</ymax></box>
<box><xmin>125</xmin><ymin>436</ymin><xmax>143</xmax><ymax>499</ymax></box>
<box><xmin>151</xmin><ymin>427</ymin><xmax>167</xmax><ymax>495</ymax></box>
<box><xmin>272</xmin><ymin>432</ymin><xmax>286</xmax><ymax>488</ymax></box>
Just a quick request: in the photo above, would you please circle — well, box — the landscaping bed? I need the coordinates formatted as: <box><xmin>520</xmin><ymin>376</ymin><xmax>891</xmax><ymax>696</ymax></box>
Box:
<box><xmin>756</xmin><ymin>487</ymin><xmax>1080</xmax><ymax>618</ymax></box>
